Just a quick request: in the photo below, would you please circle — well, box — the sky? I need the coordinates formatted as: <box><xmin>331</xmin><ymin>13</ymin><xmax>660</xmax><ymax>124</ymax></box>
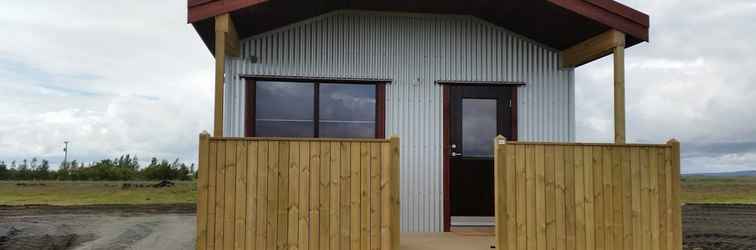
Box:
<box><xmin>1</xmin><ymin>0</ymin><xmax>755</xmax><ymax>174</ymax></box>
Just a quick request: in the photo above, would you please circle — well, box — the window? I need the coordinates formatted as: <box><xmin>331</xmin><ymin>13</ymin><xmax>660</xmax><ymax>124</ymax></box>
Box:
<box><xmin>247</xmin><ymin>79</ymin><xmax>384</xmax><ymax>139</ymax></box>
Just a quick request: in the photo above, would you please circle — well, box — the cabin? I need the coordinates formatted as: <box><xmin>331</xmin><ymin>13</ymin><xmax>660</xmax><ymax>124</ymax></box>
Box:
<box><xmin>189</xmin><ymin>1</ymin><xmax>682</xmax><ymax>250</ymax></box>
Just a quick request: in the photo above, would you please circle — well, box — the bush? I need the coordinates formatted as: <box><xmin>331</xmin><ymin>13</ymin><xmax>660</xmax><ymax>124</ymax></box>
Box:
<box><xmin>0</xmin><ymin>155</ymin><xmax>195</xmax><ymax>181</ymax></box>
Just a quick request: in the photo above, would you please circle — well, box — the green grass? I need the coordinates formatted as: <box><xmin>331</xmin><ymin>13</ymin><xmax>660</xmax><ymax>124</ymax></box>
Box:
<box><xmin>0</xmin><ymin>181</ymin><xmax>196</xmax><ymax>206</ymax></box>
<box><xmin>0</xmin><ymin>176</ymin><xmax>754</xmax><ymax>206</ymax></box>
<box><xmin>682</xmin><ymin>176</ymin><xmax>756</xmax><ymax>204</ymax></box>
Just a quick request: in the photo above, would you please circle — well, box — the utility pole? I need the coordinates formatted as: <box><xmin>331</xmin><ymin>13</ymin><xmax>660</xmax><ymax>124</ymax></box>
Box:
<box><xmin>63</xmin><ymin>141</ymin><xmax>69</xmax><ymax>168</ymax></box>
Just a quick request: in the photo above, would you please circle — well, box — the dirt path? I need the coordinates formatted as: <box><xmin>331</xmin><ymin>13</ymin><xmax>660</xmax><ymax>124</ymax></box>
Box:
<box><xmin>683</xmin><ymin>204</ymin><xmax>756</xmax><ymax>250</ymax></box>
<box><xmin>0</xmin><ymin>204</ymin><xmax>196</xmax><ymax>250</ymax></box>
<box><xmin>3</xmin><ymin>203</ymin><xmax>756</xmax><ymax>250</ymax></box>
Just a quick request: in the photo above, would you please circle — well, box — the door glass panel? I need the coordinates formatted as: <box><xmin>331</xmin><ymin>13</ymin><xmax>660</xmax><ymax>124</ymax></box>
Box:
<box><xmin>319</xmin><ymin>83</ymin><xmax>376</xmax><ymax>138</ymax></box>
<box><xmin>462</xmin><ymin>98</ymin><xmax>497</xmax><ymax>157</ymax></box>
<box><xmin>255</xmin><ymin>81</ymin><xmax>314</xmax><ymax>137</ymax></box>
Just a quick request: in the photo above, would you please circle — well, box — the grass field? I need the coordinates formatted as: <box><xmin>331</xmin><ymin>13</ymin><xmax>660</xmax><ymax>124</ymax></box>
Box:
<box><xmin>681</xmin><ymin>176</ymin><xmax>756</xmax><ymax>204</ymax></box>
<box><xmin>0</xmin><ymin>181</ymin><xmax>196</xmax><ymax>205</ymax></box>
<box><xmin>0</xmin><ymin>177</ymin><xmax>754</xmax><ymax>205</ymax></box>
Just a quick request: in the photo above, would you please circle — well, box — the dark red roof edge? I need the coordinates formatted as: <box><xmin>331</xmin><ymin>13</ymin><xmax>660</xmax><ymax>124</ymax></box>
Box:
<box><xmin>548</xmin><ymin>0</ymin><xmax>649</xmax><ymax>42</ymax></box>
<box><xmin>188</xmin><ymin>0</ymin><xmax>267</xmax><ymax>23</ymax></box>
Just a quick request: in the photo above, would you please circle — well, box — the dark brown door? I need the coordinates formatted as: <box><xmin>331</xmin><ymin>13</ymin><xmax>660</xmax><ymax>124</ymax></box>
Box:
<box><xmin>447</xmin><ymin>85</ymin><xmax>516</xmax><ymax>221</ymax></box>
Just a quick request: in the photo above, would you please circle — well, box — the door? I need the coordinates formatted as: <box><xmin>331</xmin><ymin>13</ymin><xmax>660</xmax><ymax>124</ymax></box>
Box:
<box><xmin>446</xmin><ymin>85</ymin><xmax>516</xmax><ymax>228</ymax></box>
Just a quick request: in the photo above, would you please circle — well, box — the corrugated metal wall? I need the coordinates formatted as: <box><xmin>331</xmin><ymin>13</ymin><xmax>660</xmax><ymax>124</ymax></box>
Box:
<box><xmin>222</xmin><ymin>10</ymin><xmax>575</xmax><ymax>232</ymax></box>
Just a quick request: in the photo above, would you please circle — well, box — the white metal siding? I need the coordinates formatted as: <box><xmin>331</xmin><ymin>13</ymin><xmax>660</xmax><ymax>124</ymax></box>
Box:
<box><xmin>222</xmin><ymin>11</ymin><xmax>575</xmax><ymax>232</ymax></box>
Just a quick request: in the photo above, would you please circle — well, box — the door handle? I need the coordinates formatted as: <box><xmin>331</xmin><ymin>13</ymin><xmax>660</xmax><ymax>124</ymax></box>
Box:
<box><xmin>450</xmin><ymin>152</ymin><xmax>462</xmax><ymax>157</ymax></box>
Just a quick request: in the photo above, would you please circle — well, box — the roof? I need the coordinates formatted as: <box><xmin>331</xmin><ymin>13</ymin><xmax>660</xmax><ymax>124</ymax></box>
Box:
<box><xmin>188</xmin><ymin>0</ymin><xmax>649</xmax><ymax>53</ymax></box>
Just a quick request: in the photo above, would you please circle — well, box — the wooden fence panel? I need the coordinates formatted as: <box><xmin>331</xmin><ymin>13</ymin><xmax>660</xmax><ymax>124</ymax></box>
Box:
<box><xmin>494</xmin><ymin>136</ymin><xmax>682</xmax><ymax>250</ymax></box>
<box><xmin>197</xmin><ymin>135</ymin><xmax>400</xmax><ymax>250</ymax></box>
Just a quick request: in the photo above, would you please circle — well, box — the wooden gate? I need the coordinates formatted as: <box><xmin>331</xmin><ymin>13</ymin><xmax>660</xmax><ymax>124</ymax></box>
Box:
<box><xmin>493</xmin><ymin>136</ymin><xmax>682</xmax><ymax>250</ymax></box>
<box><xmin>196</xmin><ymin>133</ymin><xmax>400</xmax><ymax>250</ymax></box>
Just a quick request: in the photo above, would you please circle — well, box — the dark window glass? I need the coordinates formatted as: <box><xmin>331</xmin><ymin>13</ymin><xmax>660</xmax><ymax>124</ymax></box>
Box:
<box><xmin>462</xmin><ymin>98</ymin><xmax>497</xmax><ymax>157</ymax></box>
<box><xmin>255</xmin><ymin>81</ymin><xmax>314</xmax><ymax>137</ymax></box>
<box><xmin>319</xmin><ymin>83</ymin><xmax>376</xmax><ymax>138</ymax></box>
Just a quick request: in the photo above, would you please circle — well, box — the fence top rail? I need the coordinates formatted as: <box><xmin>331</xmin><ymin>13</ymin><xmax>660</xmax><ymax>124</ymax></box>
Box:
<box><xmin>502</xmin><ymin>140</ymin><xmax>674</xmax><ymax>148</ymax></box>
<box><xmin>208</xmin><ymin>136</ymin><xmax>393</xmax><ymax>143</ymax></box>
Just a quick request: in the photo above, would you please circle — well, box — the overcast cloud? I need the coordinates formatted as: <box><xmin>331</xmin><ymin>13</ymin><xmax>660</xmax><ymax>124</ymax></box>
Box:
<box><xmin>1</xmin><ymin>0</ymin><xmax>754</xmax><ymax>173</ymax></box>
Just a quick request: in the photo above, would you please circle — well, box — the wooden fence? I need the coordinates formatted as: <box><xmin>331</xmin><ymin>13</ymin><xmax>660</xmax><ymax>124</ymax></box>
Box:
<box><xmin>196</xmin><ymin>133</ymin><xmax>400</xmax><ymax>250</ymax></box>
<box><xmin>494</xmin><ymin>136</ymin><xmax>682</xmax><ymax>250</ymax></box>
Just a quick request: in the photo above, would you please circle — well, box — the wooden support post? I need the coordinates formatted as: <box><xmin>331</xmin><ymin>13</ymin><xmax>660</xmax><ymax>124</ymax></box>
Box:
<box><xmin>197</xmin><ymin>131</ymin><xmax>210</xmax><ymax>250</ymax></box>
<box><xmin>213</xmin><ymin>13</ymin><xmax>240</xmax><ymax>137</ymax></box>
<box><xmin>613</xmin><ymin>39</ymin><xmax>626</xmax><ymax>144</ymax></box>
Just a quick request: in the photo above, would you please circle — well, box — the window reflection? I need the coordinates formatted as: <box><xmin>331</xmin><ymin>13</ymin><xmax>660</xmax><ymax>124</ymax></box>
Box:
<box><xmin>255</xmin><ymin>81</ymin><xmax>314</xmax><ymax>137</ymax></box>
<box><xmin>462</xmin><ymin>98</ymin><xmax>497</xmax><ymax>157</ymax></box>
<box><xmin>319</xmin><ymin>83</ymin><xmax>376</xmax><ymax>138</ymax></box>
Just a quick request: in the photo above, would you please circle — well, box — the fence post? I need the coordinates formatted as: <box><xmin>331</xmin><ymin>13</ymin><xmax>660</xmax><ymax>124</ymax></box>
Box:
<box><xmin>494</xmin><ymin>135</ymin><xmax>507</xmax><ymax>250</ymax></box>
<box><xmin>667</xmin><ymin>139</ymin><xmax>682</xmax><ymax>250</ymax></box>
<box><xmin>388</xmin><ymin>136</ymin><xmax>400</xmax><ymax>250</ymax></box>
<box><xmin>197</xmin><ymin>131</ymin><xmax>210</xmax><ymax>250</ymax></box>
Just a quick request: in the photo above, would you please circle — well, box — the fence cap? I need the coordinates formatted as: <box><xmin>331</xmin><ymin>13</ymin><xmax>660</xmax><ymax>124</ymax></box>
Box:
<box><xmin>496</xmin><ymin>135</ymin><xmax>507</xmax><ymax>145</ymax></box>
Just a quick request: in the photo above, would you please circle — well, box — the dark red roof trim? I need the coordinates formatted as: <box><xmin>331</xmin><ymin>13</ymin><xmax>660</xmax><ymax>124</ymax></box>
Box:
<box><xmin>188</xmin><ymin>0</ymin><xmax>267</xmax><ymax>23</ymax></box>
<box><xmin>548</xmin><ymin>0</ymin><xmax>649</xmax><ymax>42</ymax></box>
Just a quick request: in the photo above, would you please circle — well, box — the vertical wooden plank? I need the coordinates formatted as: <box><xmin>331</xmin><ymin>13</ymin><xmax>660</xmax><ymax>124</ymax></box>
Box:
<box><xmin>207</xmin><ymin>140</ymin><xmax>218</xmax><ymax>250</ymax></box>
<box><xmin>641</xmin><ymin>148</ymin><xmax>651</xmax><ymax>250</ymax></box>
<box><xmin>310</xmin><ymin>142</ymin><xmax>321</xmax><ymax>250</ymax></box>
<box><xmin>545</xmin><ymin>145</ymin><xmax>556</xmax><ymax>250</ymax></box>
<box><xmin>574</xmin><ymin>146</ymin><xmax>585</xmax><ymax>250</ymax></box>
<box><xmin>380</xmin><ymin>141</ymin><xmax>392</xmax><ymax>250</ymax></box>
<box><xmin>494</xmin><ymin>138</ymin><xmax>506</xmax><ymax>250</ymax></box>
<box><xmin>289</xmin><ymin>142</ymin><xmax>300</xmax><ymax>250</ymax></box>
<box><xmin>657</xmin><ymin>147</ymin><xmax>668</xmax><ymax>250</ymax></box>
<box><xmin>390</xmin><ymin>137</ymin><xmax>400</xmax><ymax>250</ymax></box>
<box><xmin>331</xmin><ymin>142</ymin><xmax>341</xmax><ymax>250</ymax></box>
<box><xmin>602</xmin><ymin>147</ymin><xmax>613</xmax><ymax>249</ymax></box>
<box><xmin>536</xmin><ymin>145</ymin><xmax>546</xmax><ymax>250</ymax></box>
<box><xmin>555</xmin><ymin>146</ymin><xmax>566</xmax><ymax>250</ymax></box>
<box><xmin>215</xmin><ymin>141</ymin><xmax>226</xmax><ymax>250</ymax></box>
<box><xmin>247</xmin><ymin>141</ymin><xmax>258</xmax><ymax>250</ymax></box>
<box><xmin>224</xmin><ymin>140</ymin><xmax>237</xmax><ymax>249</ymax></box>
<box><xmin>341</xmin><ymin>142</ymin><xmax>351</xmax><ymax>249</ymax></box>
<box><xmin>299</xmin><ymin>142</ymin><xmax>311</xmax><ymax>250</ymax></box>
<box><xmin>279</xmin><ymin>142</ymin><xmax>291</xmax><ymax>250</ymax></box>
<box><xmin>526</xmin><ymin>145</ymin><xmax>537</xmax><ymax>250</ymax></box>
<box><xmin>612</xmin><ymin>145</ymin><xmax>623</xmax><ymax>250</ymax></box>
<box><xmin>235</xmin><ymin>141</ymin><xmax>248</xmax><ymax>250</ymax></box>
<box><xmin>592</xmin><ymin>147</ymin><xmax>605</xmax><ymax>250</ymax></box>
<box><xmin>350</xmin><ymin>142</ymin><xmax>361</xmax><ymax>250</ymax></box>
<box><xmin>506</xmin><ymin>143</ymin><xmax>517</xmax><ymax>250</ymax></box>
<box><xmin>320</xmin><ymin>143</ymin><xmax>331</xmax><ymax>250</ymax></box>
<box><xmin>669</xmin><ymin>140</ymin><xmax>682</xmax><ymax>250</ymax></box>
<box><xmin>360</xmin><ymin>143</ymin><xmax>370</xmax><ymax>250</ymax></box>
<box><xmin>564</xmin><ymin>146</ymin><xmax>576</xmax><ymax>250</ymax></box>
<box><xmin>649</xmin><ymin>147</ymin><xmax>660</xmax><ymax>250</ymax></box>
<box><xmin>268</xmin><ymin>142</ymin><xmax>280</xmax><ymax>250</ymax></box>
<box><xmin>584</xmin><ymin>147</ymin><xmax>595</xmax><ymax>250</ymax></box>
<box><xmin>256</xmin><ymin>141</ymin><xmax>268</xmax><ymax>250</ymax></box>
<box><xmin>516</xmin><ymin>145</ymin><xmax>527</xmax><ymax>250</ymax></box>
<box><xmin>630</xmin><ymin>147</ymin><xmax>641</xmax><ymax>250</ymax></box>
<box><xmin>197</xmin><ymin>134</ymin><xmax>210</xmax><ymax>250</ymax></box>
<box><xmin>623</xmin><ymin>147</ymin><xmax>633</xmax><ymax>250</ymax></box>
<box><xmin>370</xmin><ymin>143</ymin><xmax>380</xmax><ymax>250</ymax></box>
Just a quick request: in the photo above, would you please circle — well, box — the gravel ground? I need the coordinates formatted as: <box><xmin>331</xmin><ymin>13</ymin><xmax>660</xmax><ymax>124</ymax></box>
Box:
<box><xmin>0</xmin><ymin>204</ymin><xmax>195</xmax><ymax>250</ymax></box>
<box><xmin>3</xmin><ymin>204</ymin><xmax>756</xmax><ymax>250</ymax></box>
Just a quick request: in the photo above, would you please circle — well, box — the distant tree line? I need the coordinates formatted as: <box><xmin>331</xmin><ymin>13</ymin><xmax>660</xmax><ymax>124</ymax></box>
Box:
<box><xmin>0</xmin><ymin>155</ymin><xmax>196</xmax><ymax>181</ymax></box>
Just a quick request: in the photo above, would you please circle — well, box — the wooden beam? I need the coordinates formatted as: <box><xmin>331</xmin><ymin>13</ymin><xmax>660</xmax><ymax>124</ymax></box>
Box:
<box><xmin>212</xmin><ymin>14</ymin><xmax>240</xmax><ymax>136</ymax></box>
<box><xmin>188</xmin><ymin>0</ymin><xmax>268</xmax><ymax>23</ymax></box>
<box><xmin>560</xmin><ymin>30</ymin><xmax>625</xmax><ymax>68</ymax></box>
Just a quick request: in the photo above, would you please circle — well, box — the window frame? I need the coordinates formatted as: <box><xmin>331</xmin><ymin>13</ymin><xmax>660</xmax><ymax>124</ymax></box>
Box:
<box><xmin>244</xmin><ymin>76</ymin><xmax>387</xmax><ymax>139</ymax></box>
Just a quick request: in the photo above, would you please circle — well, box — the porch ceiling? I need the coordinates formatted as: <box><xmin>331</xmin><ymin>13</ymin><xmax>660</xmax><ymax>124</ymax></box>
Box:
<box><xmin>189</xmin><ymin>0</ymin><xmax>649</xmax><ymax>56</ymax></box>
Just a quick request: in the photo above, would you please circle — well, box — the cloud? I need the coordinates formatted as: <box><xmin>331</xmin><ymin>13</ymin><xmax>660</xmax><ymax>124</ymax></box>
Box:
<box><xmin>576</xmin><ymin>0</ymin><xmax>756</xmax><ymax>173</ymax></box>
<box><xmin>0</xmin><ymin>0</ymin><xmax>214</xmax><ymax>167</ymax></box>
<box><xmin>1</xmin><ymin>1</ymin><xmax>754</xmax><ymax>174</ymax></box>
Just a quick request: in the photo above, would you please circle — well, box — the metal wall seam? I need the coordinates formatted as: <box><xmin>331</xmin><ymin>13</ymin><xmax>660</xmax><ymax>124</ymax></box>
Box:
<box><xmin>222</xmin><ymin>10</ymin><xmax>574</xmax><ymax>232</ymax></box>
